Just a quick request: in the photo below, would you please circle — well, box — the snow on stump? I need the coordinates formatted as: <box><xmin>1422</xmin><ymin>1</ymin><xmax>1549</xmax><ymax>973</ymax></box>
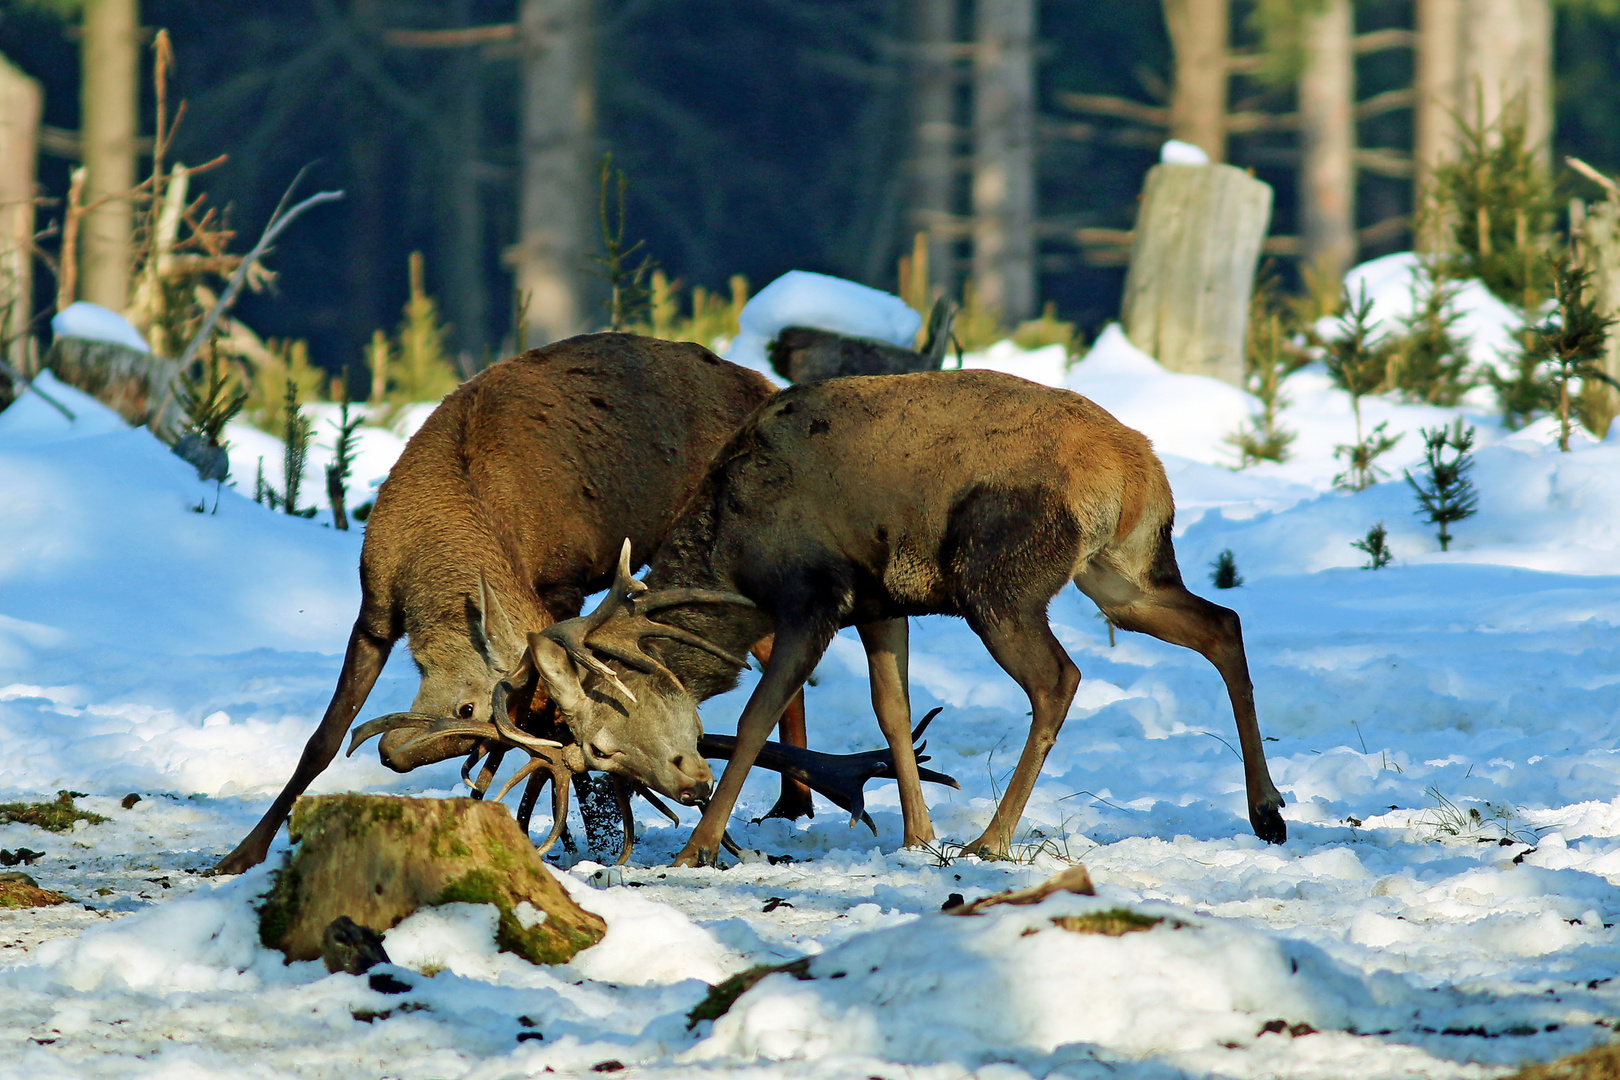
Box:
<box><xmin>257</xmin><ymin>795</ymin><xmax>605</xmax><ymax>966</ymax></box>
<box><xmin>1120</xmin><ymin>162</ymin><xmax>1273</xmax><ymax>388</ymax></box>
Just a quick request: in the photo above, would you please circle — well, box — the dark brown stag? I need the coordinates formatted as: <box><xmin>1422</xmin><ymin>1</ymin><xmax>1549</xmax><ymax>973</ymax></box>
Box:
<box><xmin>213</xmin><ymin>334</ymin><xmax>814</xmax><ymax>874</ymax></box>
<box><xmin>513</xmin><ymin>369</ymin><xmax>1286</xmax><ymax>865</ymax></box>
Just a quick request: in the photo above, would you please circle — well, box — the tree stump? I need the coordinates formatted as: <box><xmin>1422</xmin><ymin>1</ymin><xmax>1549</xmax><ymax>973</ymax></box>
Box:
<box><xmin>1120</xmin><ymin>162</ymin><xmax>1273</xmax><ymax>387</ymax></box>
<box><xmin>257</xmin><ymin>795</ymin><xmax>606</xmax><ymax>966</ymax></box>
<box><xmin>43</xmin><ymin>336</ymin><xmax>182</xmax><ymax>432</ymax></box>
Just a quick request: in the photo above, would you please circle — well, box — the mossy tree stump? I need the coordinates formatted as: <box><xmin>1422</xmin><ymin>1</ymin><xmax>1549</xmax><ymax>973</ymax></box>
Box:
<box><xmin>258</xmin><ymin>795</ymin><xmax>605</xmax><ymax>966</ymax></box>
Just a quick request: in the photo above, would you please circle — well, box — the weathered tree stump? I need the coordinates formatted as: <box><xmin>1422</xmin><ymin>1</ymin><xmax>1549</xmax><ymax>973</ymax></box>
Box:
<box><xmin>1120</xmin><ymin>162</ymin><xmax>1273</xmax><ymax>387</ymax></box>
<box><xmin>257</xmin><ymin>795</ymin><xmax>606</xmax><ymax>966</ymax></box>
<box><xmin>42</xmin><ymin>336</ymin><xmax>182</xmax><ymax>432</ymax></box>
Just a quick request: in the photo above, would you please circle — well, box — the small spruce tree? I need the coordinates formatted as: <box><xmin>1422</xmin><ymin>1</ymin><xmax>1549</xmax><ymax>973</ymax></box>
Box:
<box><xmin>1326</xmin><ymin>284</ymin><xmax>1402</xmax><ymax>490</ymax></box>
<box><xmin>325</xmin><ymin>369</ymin><xmax>363</xmax><ymax>530</ymax></box>
<box><xmin>1351</xmin><ymin>522</ymin><xmax>1394</xmax><ymax>569</ymax></box>
<box><xmin>1405</xmin><ymin>419</ymin><xmax>1479</xmax><ymax>552</ymax></box>
<box><xmin>1388</xmin><ymin>257</ymin><xmax>1475</xmax><ymax>406</ymax></box>
<box><xmin>593</xmin><ymin>154</ymin><xmax>656</xmax><ymax>331</ymax></box>
<box><xmin>393</xmin><ymin>252</ymin><xmax>461</xmax><ymax>403</ymax></box>
<box><xmin>1228</xmin><ymin>272</ymin><xmax>1301</xmax><ymax>467</ymax></box>
<box><xmin>279</xmin><ymin>379</ymin><xmax>317</xmax><ymax>518</ymax></box>
<box><xmin>1209</xmin><ymin>549</ymin><xmax>1244</xmax><ymax>589</ymax></box>
<box><xmin>1528</xmin><ymin>257</ymin><xmax>1618</xmax><ymax>451</ymax></box>
<box><xmin>172</xmin><ymin>337</ymin><xmax>248</xmax><ymax>490</ymax></box>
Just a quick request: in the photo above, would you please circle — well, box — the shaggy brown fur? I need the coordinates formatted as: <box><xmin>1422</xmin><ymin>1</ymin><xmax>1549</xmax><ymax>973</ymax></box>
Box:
<box><xmin>530</xmin><ymin>369</ymin><xmax>1286</xmax><ymax>864</ymax></box>
<box><xmin>214</xmin><ymin>334</ymin><xmax>780</xmax><ymax>874</ymax></box>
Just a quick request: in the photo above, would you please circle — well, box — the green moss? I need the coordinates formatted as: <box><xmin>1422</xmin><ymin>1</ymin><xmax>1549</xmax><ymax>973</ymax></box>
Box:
<box><xmin>0</xmin><ymin>792</ymin><xmax>109</xmax><ymax>833</ymax></box>
<box><xmin>256</xmin><ymin>857</ymin><xmax>300</xmax><ymax>953</ymax></box>
<box><xmin>686</xmin><ymin>958</ymin><xmax>812</xmax><ymax>1029</ymax></box>
<box><xmin>434</xmin><ymin>868</ymin><xmax>603</xmax><ymax>966</ymax></box>
<box><xmin>1047</xmin><ymin>908</ymin><xmax>1172</xmax><ymax>936</ymax></box>
<box><xmin>0</xmin><ymin>880</ymin><xmax>71</xmax><ymax>908</ymax></box>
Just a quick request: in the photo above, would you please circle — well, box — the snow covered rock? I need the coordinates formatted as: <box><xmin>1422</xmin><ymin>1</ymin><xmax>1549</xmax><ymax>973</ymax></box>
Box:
<box><xmin>726</xmin><ymin>271</ymin><xmax>922</xmax><ymax>383</ymax></box>
<box><xmin>50</xmin><ymin>302</ymin><xmax>150</xmax><ymax>353</ymax></box>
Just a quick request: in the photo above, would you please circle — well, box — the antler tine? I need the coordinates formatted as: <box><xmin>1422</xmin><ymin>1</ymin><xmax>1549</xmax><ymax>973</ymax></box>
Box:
<box><xmin>470</xmin><ymin>746</ymin><xmax>507</xmax><ymax>798</ymax></box>
<box><xmin>631</xmin><ymin>588</ymin><xmax>755</xmax><ymax>614</ymax></box>
<box><xmin>533</xmin><ymin>763</ymin><xmax>574</xmax><ymax>856</ymax></box>
<box><xmin>634</xmin><ymin>624</ymin><xmax>752</xmax><ymax>669</ymax></box>
<box><xmin>346</xmin><ymin>713</ymin><xmax>435</xmax><ymax>757</ymax></box>
<box><xmin>491</xmin><ymin>702</ymin><xmax>568</xmax><ymax>753</ymax></box>
<box><xmin>534</xmin><ymin>625</ymin><xmax>639</xmax><ymax>702</ymax></box>
<box><xmin>492</xmin><ymin>754</ymin><xmax>551</xmax><ymax>803</ymax></box>
<box><xmin>612</xmin><ymin>778</ymin><xmax>636</xmax><ymax>866</ymax></box>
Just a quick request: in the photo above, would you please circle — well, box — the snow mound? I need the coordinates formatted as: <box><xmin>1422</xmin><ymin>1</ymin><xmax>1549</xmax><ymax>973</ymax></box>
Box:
<box><xmin>50</xmin><ymin>302</ymin><xmax>150</xmax><ymax>353</ymax></box>
<box><xmin>726</xmin><ymin>271</ymin><xmax>922</xmax><ymax>383</ymax></box>
<box><xmin>691</xmin><ymin>890</ymin><xmax>1407</xmax><ymax>1065</ymax></box>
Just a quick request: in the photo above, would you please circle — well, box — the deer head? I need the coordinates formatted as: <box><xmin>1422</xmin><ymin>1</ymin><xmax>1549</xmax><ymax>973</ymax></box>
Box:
<box><xmin>526</xmin><ymin>540</ymin><xmax>753</xmax><ymax>805</ymax></box>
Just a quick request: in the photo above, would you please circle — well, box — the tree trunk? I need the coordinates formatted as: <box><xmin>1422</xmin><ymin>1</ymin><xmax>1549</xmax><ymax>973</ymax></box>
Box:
<box><xmin>1120</xmin><ymin>163</ymin><xmax>1273</xmax><ymax>386</ymax></box>
<box><xmin>1163</xmin><ymin>0</ymin><xmax>1228</xmax><ymax>163</ymax></box>
<box><xmin>1578</xmin><ymin>196</ymin><xmax>1620</xmax><ymax>437</ymax></box>
<box><xmin>257</xmin><ymin>795</ymin><xmax>606</xmax><ymax>966</ymax></box>
<box><xmin>441</xmin><ymin>1</ymin><xmax>488</xmax><ymax>366</ymax></box>
<box><xmin>908</xmin><ymin>0</ymin><xmax>959</xmax><ymax>299</ymax></box>
<box><xmin>0</xmin><ymin>54</ymin><xmax>41</xmax><ymax>368</ymax></box>
<box><xmin>79</xmin><ymin>0</ymin><xmax>139</xmax><ymax>313</ymax></box>
<box><xmin>512</xmin><ymin>0</ymin><xmax>594</xmax><ymax>348</ymax></box>
<box><xmin>1298</xmin><ymin>0</ymin><xmax>1356</xmax><ymax>285</ymax></box>
<box><xmin>43</xmin><ymin>335</ymin><xmax>181</xmax><ymax>430</ymax></box>
<box><xmin>1415</xmin><ymin>0</ymin><xmax>1553</xmax><ymax>221</ymax></box>
<box><xmin>971</xmin><ymin>0</ymin><xmax>1036</xmax><ymax>326</ymax></box>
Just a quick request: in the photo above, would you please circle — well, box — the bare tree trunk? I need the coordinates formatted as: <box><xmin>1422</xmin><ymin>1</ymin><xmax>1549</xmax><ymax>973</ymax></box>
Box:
<box><xmin>1462</xmin><ymin>0</ymin><xmax>1552</xmax><ymax>161</ymax></box>
<box><xmin>0</xmin><ymin>54</ymin><xmax>41</xmax><ymax>366</ymax></box>
<box><xmin>442</xmin><ymin>6</ymin><xmax>488</xmax><ymax>364</ymax></box>
<box><xmin>908</xmin><ymin>0</ymin><xmax>959</xmax><ymax>299</ymax></box>
<box><xmin>79</xmin><ymin>0</ymin><xmax>139</xmax><ymax>313</ymax></box>
<box><xmin>972</xmin><ymin>0</ymin><xmax>1036</xmax><ymax>326</ymax></box>
<box><xmin>512</xmin><ymin>0</ymin><xmax>594</xmax><ymax>347</ymax></box>
<box><xmin>1163</xmin><ymin>0</ymin><xmax>1228</xmax><ymax>162</ymax></box>
<box><xmin>1416</xmin><ymin>0</ymin><xmax>1553</xmax><ymax>225</ymax></box>
<box><xmin>1121</xmin><ymin>163</ymin><xmax>1272</xmax><ymax>386</ymax></box>
<box><xmin>1298</xmin><ymin>0</ymin><xmax>1356</xmax><ymax>283</ymax></box>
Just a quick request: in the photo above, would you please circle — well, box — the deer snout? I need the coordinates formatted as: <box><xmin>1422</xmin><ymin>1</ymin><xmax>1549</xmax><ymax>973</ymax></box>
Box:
<box><xmin>672</xmin><ymin>753</ymin><xmax>713</xmax><ymax>805</ymax></box>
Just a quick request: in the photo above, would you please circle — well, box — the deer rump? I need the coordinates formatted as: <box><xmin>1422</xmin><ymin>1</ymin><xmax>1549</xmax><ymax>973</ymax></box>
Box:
<box><xmin>215</xmin><ymin>334</ymin><xmax>821</xmax><ymax>874</ymax></box>
<box><xmin>526</xmin><ymin>368</ymin><xmax>1286</xmax><ymax>866</ymax></box>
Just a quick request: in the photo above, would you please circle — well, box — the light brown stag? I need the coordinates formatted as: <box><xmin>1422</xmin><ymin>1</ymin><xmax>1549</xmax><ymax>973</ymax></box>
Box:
<box><xmin>212</xmin><ymin>333</ymin><xmax>815</xmax><ymax>874</ymax></box>
<box><xmin>501</xmin><ymin>369</ymin><xmax>1287</xmax><ymax>865</ymax></box>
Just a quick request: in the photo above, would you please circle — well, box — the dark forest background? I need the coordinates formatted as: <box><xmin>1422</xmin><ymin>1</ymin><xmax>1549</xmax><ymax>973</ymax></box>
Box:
<box><xmin>4</xmin><ymin>0</ymin><xmax>1620</xmax><ymax>380</ymax></box>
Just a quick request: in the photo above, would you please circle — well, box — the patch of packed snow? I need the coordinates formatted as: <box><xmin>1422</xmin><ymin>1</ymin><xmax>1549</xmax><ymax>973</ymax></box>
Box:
<box><xmin>2</xmin><ymin>257</ymin><xmax>1619</xmax><ymax>1078</ymax></box>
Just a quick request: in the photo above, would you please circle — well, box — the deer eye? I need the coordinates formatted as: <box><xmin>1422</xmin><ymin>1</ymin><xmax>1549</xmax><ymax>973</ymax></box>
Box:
<box><xmin>589</xmin><ymin>742</ymin><xmax>615</xmax><ymax>759</ymax></box>
<box><xmin>458</xmin><ymin>702</ymin><xmax>475</xmax><ymax>720</ymax></box>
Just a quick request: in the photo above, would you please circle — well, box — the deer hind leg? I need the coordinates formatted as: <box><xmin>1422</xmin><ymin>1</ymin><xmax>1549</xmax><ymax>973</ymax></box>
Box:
<box><xmin>958</xmin><ymin>612</ymin><xmax>1080</xmax><ymax>860</ymax></box>
<box><xmin>751</xmin><ymin>634</ymin><xmax>815</xmax><ymax>822</ymax></box>
<box><xmin>856</xmin><ymin>618</ymin><xmax>935</xmax><ymax>848</ymax></box>
<box><xmin>1076</xmin><ymin>562</ymin><xmax>1286</xmax><ymax>844</ymax></box>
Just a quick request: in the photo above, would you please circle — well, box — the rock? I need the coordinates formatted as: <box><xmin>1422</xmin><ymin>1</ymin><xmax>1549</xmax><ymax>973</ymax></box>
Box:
<box><xmin>257</xmin><ymin>795</ymin><xmax>606</xmax><ymax>965</ymax></box>
<box><xmin>768</xmin><ymin>326</ymin><xmax>939</xmax><ymax>384</ymax></box>
<box><xmin>0</xmin><ymin>872</ymin><xmax>71</xmax><ymax>909</ymax></box>
<box><xmin>321</xmin><ymin>915</ymin><xmax>391</xmax><ymax>975</ymax></box>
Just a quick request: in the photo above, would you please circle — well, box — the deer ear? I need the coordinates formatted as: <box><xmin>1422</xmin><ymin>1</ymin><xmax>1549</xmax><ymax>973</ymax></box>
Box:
<box><xmin>472</xmin><ymin>576</ymin><xmax>524</xmax><ymax>674</ymax></box>
<box><xmin>528</xmin><ymin>633</ymin><xmax>587</xmax><ymax>716</ymax></box>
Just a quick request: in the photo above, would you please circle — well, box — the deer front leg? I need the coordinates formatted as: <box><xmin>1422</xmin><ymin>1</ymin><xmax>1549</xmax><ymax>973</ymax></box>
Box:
<box><xmin>857</xmin><ymin>618</ymin><xmax>935</xmax><ymax>847</ymax></box>
<box><xmin>751</xmin><ymin>635</ymin><xmax>814</xmax><ymax>821</ymax></box>
<box><xmin>213</xmin><ymin>624</ymin><xmax>391</xmax><ymax>874</ymax></box>
<box><xmin>674</xmin><ymin>628</ymin><xmax>825</xmax><ymax>867</ymax></box>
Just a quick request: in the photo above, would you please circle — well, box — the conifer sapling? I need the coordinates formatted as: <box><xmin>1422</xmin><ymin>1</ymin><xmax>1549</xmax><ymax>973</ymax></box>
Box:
<box><xmin>1326</xmin><ymin>284</ymin><xmax>1402</xmax><ymax>490</ymax></box>
<box><xmin>325</xmin><ymin>370</ymin><xmax>363</xmax><ymax>531</ymax></box>
<box><xmin>593</xmin><ymin>154</ymin><xmax>656</xmax><ymax>331</ymax></box>
<box><xmin>1529</xmin><ymin>257</ymin><xmax>1618</xmax><ymax>452</ymax></box>
<box><xmin>1405</xmin><ymin>419</ymin><xmax>1479</xmax><ymax>552</ymax></box>
<box><xmin>1209</xmin><ymin>549</ymin><xmax>1244</xmax><ymax>589</ymax></box>
<box><xmin>279</xmin><ymin>378</ymin><xmax>317</xmax><ymax>518</ymax></box>
<box><xmin>1351</xmin><ymin>522</ymin><xmax>1394</xmax><ymax>569</ymax></box>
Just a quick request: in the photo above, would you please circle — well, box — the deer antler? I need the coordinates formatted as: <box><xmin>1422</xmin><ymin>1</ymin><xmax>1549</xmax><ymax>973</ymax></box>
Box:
<box><xmin>536</xmin><ymin>539</ymin><xmax>756</xmax><ymax>698</ymax></box>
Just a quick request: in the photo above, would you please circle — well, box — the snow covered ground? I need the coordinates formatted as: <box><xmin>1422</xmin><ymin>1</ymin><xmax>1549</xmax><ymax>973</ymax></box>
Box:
<box><xmin>1</xmin><ymin>286</ymin><xmax>1619</xmax><ymax>1078</ymax></box>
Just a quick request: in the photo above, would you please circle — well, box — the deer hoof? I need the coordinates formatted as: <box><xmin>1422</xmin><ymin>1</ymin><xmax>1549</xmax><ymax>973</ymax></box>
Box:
<box><xmin>673</xmin><ymin>840</ymin><xmax>722</xmax><ymax>868</ymax></box>
<box><xmin>1251</xmin><ymin>799</ymin><xmax>1287</xmax><ymax>845</ymax></box>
